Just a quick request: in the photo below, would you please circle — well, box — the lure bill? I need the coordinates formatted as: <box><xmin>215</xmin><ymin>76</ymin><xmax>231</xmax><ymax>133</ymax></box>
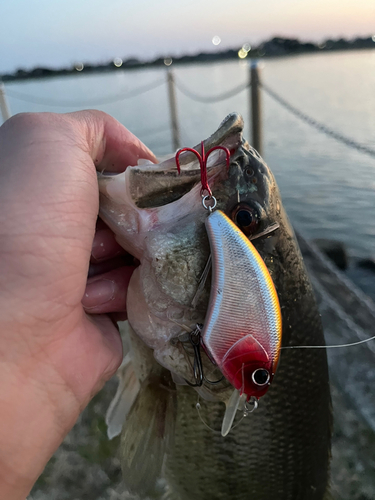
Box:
<box><xmin>201</xmin><ymin>209</ymin><xmax>282</xmax><ymax>432</ymax></box>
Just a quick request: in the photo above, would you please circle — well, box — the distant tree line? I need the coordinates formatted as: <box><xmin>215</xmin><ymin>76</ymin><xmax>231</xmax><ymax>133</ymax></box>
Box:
<box><xmin>2</xmin><ymin>35</ymin><xmax>375</xmax><ymax>82</ymax></box>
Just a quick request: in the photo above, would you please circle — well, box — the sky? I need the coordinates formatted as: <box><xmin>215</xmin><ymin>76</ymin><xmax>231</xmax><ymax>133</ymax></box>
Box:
<box><xmin>1</xmin><ymin>0</ymin><xmax>374</xmax><ymax>74</ymax></box>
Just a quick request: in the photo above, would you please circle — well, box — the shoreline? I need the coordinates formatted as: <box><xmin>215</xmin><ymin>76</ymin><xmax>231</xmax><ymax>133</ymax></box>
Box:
<box><xmin>2</xmin><ymin>36</ymin><xmax>375</xmax><ymax>84</ymax></box>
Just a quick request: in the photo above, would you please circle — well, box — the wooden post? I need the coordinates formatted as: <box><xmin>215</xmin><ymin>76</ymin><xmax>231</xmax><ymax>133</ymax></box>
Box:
<box><xmin>0</xmin><ymin>82</ymin><xmax>11</xmax><ymax>122</ymax></box>
<box><xmin>167</xmin><ymin>71</ymin><xmax>181</xmax><ymax>151</ymax></box>
<box><xmin>250</xmin><ymin>61</ymin><xmax>263</xmax><ymax>156</ymax></box>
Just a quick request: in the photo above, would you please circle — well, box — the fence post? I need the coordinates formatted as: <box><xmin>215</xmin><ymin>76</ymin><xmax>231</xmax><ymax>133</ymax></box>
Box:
<box><xmin>0</xmin><ymin>82</ymin><xmax>11</xmax><ymax>123</ymax></box>
<box><xmin>250</xmin><ymin>61</ymin><xmax>263</xmax><ymax>156</ymax></box>
<box><xmin>167</xmin><ymin>71</ymin><xmax>181</xmax><ymax>151</ymax></box>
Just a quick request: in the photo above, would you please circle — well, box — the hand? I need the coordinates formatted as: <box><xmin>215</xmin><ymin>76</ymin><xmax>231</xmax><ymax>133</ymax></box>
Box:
<box><xmin>0</xmin><ymin>111</ymin><xmax>156</xmax><ymax>499</ymax></box>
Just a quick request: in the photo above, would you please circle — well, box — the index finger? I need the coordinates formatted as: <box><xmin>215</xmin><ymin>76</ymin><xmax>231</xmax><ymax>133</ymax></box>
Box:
<box><xmin>67</xmin><ymin>109</ymin><xmax>157</xmax><ymax>172</ymax></box>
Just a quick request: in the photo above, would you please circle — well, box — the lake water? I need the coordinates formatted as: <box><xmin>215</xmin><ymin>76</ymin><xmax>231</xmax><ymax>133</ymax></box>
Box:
<box><xmin>3</xmin><ymin>49</ymin><xmax>375</xmax><ymax>260</ymax></box>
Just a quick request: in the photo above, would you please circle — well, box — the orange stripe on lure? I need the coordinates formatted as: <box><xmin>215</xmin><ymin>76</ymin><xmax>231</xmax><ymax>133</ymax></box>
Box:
<box><xmin>201</xmin><ymin>210</ymin><xmax>282</xmax><ymax>401</ymax></box>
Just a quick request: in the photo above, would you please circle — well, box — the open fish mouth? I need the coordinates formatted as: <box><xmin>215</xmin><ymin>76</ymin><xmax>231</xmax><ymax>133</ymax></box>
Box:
<box><xmin>98</xmin><ymin>112</ymin><xmax>245</xmax><ymax>209</ymax></box>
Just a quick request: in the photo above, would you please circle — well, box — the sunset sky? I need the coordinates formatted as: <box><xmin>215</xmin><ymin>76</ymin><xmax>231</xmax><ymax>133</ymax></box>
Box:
<box><xmin>1</xmin><ymin>0</ymin><xmax>374</xmax><ymax>73</ymax></box>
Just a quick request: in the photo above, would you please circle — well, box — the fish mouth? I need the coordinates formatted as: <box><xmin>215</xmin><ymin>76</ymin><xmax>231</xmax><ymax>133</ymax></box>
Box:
<box><xmin>98</xmin><ymin>113</ymin><xmax>245</xmax><ymax>209</ymax></box>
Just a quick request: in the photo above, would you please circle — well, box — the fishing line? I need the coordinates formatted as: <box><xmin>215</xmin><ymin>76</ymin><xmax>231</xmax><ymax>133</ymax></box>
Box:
<box><xmin>195</xmin><ymin>395</ymin><xmax>254</xmax><ymax>435</ymax></box>
<box><xmin>282</xmin><ymin>335</ymin><xmax>375</xmax><ymax>350</ymax></box>
<box><xmin>195</xmin><ymin>396</ymin><xmax>221</xmax><ymax>434</ymax></box>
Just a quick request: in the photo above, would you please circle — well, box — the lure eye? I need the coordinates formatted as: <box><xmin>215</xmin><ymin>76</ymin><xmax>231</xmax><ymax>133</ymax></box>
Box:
<box><xmin>231</xmin><ymin>204</ymin><xmax>260</xmax><ymax>236</ymax></box>
<box><xmin>252</xmin><ymin>368</ymin><xmax>270</xmax><ymax>386</ymax></box>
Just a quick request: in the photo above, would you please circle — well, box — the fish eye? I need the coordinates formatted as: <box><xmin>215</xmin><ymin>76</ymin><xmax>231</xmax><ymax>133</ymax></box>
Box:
<box><xmin>252</xmin><ymin>368</ymin><xmax>270</xmax><ymax>386</ymax></box>
<box><xmin>231</xmin><ymin>204</ymin><xmax>260</xmax><ymax>236</ymax></box>
<box><xmin>236</xmin><ymin>209</ymin><xmax>253</xmax><ymax>227</ymax></box>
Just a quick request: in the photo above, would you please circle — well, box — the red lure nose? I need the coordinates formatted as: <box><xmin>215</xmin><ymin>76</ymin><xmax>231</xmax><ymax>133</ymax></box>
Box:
<box><xmin>220</xmin><ymin>335</ymin><xmax>273</xmax><ymax>398</ymax></box>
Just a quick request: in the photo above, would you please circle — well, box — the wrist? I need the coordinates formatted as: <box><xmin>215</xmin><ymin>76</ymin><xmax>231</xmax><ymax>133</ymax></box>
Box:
<box><xmin>0</xmin><ymin>350</ymin><xmax>81</xmax><ymax>499</ymax></box>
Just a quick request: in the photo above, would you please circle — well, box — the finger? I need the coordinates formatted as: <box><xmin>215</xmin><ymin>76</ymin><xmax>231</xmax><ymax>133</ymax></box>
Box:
<box><xmin>82</xmin><ymin>266</ymin><xmax>135</xmax><ymax>314</ymax></box>
<box><xmin>67</xmin><ymin>110</ymin><xmax>157</xmax><ymax>172</ymax></box>
<box><xmin>91</xmin><ymin>227</ymin><xmax>124</xmax><ymax>262</ymax></box>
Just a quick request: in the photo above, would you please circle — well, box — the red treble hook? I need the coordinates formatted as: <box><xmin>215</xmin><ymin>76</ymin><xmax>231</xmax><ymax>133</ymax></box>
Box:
<box><xmin>175</xmin><ymin>142</ymin><xmax>230</xmax><ymax>196</ymax></box>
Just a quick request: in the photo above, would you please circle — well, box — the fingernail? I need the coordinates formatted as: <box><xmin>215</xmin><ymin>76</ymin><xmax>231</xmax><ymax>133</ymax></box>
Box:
<box><xmin>91</xmin><ymin>231</ymin><xmax>111</xmax><ymax>261</ymax></box>
<box><xmin>82</xmin><ymin>279</ymin><xmax>116</xmax><ymax>309</ymax></box>
<box><xmin>91</xmin><ymin>229</ymin><xmax>122</xmax><ymax>262</ymax></box>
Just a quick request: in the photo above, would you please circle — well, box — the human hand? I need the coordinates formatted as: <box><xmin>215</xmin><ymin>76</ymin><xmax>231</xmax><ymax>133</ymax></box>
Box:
<box><xmin>0</xmin><ymin>111</ymin><xmax>156</xmax><ymax>499</ymax></box>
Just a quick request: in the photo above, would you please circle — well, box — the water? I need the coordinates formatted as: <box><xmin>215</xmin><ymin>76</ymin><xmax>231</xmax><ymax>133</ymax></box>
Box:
<box><xmin>4</xmin><ymin>49</ymin><xmax>375</xmax><ymax>260</ymax></box>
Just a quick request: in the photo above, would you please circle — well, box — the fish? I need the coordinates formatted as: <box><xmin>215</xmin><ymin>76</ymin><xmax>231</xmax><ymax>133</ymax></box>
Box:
<box><xmin>98</xmin><ymin>113</ymin><xmax>332</xmax><ymax>500</ymax></box>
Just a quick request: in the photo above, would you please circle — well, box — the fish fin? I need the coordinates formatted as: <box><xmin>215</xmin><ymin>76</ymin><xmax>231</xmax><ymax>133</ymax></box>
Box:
<box><xmin>118</xmin><ymin>320</ymin><xmax>132</xmax><ymax>356</ymax></box>
<box><xmin>221</xmin><ymin>388</ymin><xmax>241</xmax><ymax>437</ymax></box>
<box><xmin>120</xmin><ymin>368</ymin><xmax>176</xmax><ymax>496</ymax></box>
<box><xmin>105</xmin><ymin>354</ymin><xmax>141</xmax><ymax>440</ymax></box>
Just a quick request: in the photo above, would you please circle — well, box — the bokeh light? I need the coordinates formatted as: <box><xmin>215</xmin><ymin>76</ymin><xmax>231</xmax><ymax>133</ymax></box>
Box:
<box><xmin>212</xmin><ymin>36</ymin><xmax>221</xmax><ymax>46</ymax></box>
<box><xmin>113</xmin><ymin>58</ymin><xmax>123</xmax><ymax>67</ymax></box>
<box><xmin>164</xmin><ymin>57</ymin><xmax>173</xmax><ymax>66</ymax></box>
<box><xmin>238</xmin><ymin>48</ymin><xmax>248</xmax><ymax>59</ymax></box>
<box><xmin>74</xmin><ymin>62</ymin><xmax>84</xmax><ymax>71</ymax></box>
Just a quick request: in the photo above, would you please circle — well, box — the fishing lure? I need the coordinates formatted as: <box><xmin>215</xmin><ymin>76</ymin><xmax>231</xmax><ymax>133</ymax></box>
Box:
<box><xmin>175</xmin><ymin>143</ymin><xmax>282</xmax><ymax>435</ymax></box>
<box><xmin>202</xmin><ymin>209</ymin><xmax>282</xmax><ymax>400</ymax></box>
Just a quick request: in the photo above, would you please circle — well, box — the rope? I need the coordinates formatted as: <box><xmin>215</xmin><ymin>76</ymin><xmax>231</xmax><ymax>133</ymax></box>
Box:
<box><xmin>6</xmin><ymin>71</ymin><xmax>374</xmax><ymax>162</ymax></box>
<box><xmin>5</xmin><ymin>78</ymin><xmax>165</xmax><ymax>107</ymax></box>
<box><xmin>261</xmin><ymin>82</ymin><xmax>375</xmax><ymax>160</ymax></box>
<box><xmin>130</xmin><ymin>123</ymin><xmax>170</xmax><ymax>139</ymax></box>
<box><xmin>174</xmin><ymin>78</ymin><xmax>249</xmax><ymax>103</ymax></box>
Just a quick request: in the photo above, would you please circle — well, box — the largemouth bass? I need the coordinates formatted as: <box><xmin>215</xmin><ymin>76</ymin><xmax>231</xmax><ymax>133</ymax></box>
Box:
<box><xmin>98</xmin><ymin>113</ymin><xmax>332</xmax><ymax>500</ymax></box>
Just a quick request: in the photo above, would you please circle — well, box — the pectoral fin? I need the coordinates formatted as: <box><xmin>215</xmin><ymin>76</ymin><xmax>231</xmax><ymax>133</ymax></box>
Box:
<box><xmin>105</xmin><ymin>354</ymin><xmax>141</xmax><ymax>440</ymax></box>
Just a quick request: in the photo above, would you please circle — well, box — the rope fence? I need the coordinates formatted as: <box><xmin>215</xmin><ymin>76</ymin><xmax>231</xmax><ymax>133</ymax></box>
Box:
<box><xmin>261</xmin><ymin>82</ymin><xmax>375</xmax><ymax>160</ymax></box>
<box><xmin>174</xmin><ymin>78</ymin><xmax>249</xmax><ymax>103</ymax></box>
<box><xmin>3</xmin><ymin>78</ymin><xmax>165</xmax><ymax>107</ymax></box>
<box><xmin>1</xmin><ymin>66</ymin><xmax>374</xmax><ymax>161</ymax></box>
<box><xmin>130</xmin><ymin>123</ymin><xmax>171</xmax><ymax>139</ymax></box>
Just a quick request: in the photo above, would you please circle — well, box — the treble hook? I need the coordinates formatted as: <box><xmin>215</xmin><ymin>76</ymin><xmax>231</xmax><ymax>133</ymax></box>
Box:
<box><xmin>184</xmin><ymin>324</ymin><xmax>225</xmax><ymax>387</ymax></box>
<box><xmin>185</xmin><ymin>325</ymin><xmax>204</xmax><ymax>387</ymax></box>
<box><xmin>175</xmin><ymin>143</ymin><xmax>231</xmax><ymax>197</ymax></box>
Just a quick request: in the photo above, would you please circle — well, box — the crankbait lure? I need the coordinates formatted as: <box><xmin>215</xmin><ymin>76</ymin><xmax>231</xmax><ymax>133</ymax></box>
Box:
<box><xmin>202</xmin><ymin>210</ymin><xmax>282</xmax><ymax>399</ymax></box>
<box><xmin>175</xmin><ymin>142</ymin><xmax>282</xmax><ymax>435</ymax></box>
